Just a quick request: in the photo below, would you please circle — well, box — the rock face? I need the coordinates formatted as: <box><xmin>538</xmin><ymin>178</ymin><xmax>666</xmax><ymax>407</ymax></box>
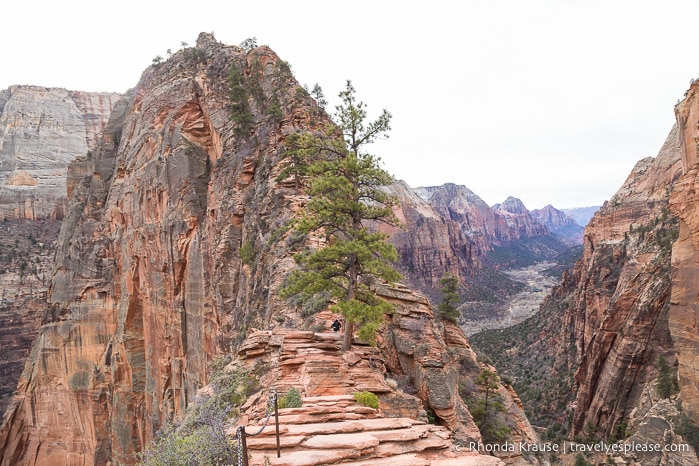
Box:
<box><xmin>0</xmin><ymin>86</ymin><xmax>121</xmax><ymax>220</ymax></box>
<box><xmin>0</xmin><ymin>87</ymin><xmax>119</xmax><ymax>424</ymax></box>
<box><xmin>531</xmin><ymin>205</ymin><xmax>584</xmax><ymax>245</ymax></box>
<box><xmin>391</xmin><ymin>182</ymin><xmax>567</xmax><ymax>302</ymax></box>
<box><xmin>540</xmin><ymin>125</ymin><xmax>682</xmax><ymax>437</ymax></box>
<box><xmin>669</xmin><ymin>80</ymin><xmax>699</xmax><ymax>424</ymax></box>
<box><xmin>0</xmin><ymin>219</ymin><xmax>61</xmax><ymax>420</ymax></box>
<box><xmin>0</xmin><ymin>34</ymin><xmax>529</xmax><ymax>465</ymax></box>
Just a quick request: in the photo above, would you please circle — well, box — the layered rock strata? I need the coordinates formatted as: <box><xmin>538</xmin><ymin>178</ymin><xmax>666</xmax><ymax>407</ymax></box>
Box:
<box><xmin>0</xmin><ymin>34</ymin><xmax>530</xmax><ymax>465</ymax></box>
<box><xmin>0</xmin><ymin>86</ymin><xmax>121</xmax><ymax>220</ymax></box>
<box><xmin>389</xmin><ymin>182</ymin><xmax>567</xmax><ymax>302</ymax></box>
<box><xmin>548</xmin><ymin>125</ymin><xmax>682</xmax><ymax>436</ymax></box>
<box><xmin>669</xmin><ymin>80</ymin><xmax>699</xmax><ymax>423</ymax></box>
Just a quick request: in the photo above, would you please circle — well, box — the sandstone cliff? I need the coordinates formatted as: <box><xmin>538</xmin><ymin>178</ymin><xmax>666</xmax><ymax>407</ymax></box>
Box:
<box><xmin>0</xmin><ymin>34</ymin><xmax>528</xmax><ymax>465</ymax></box>
<box><xmin>391</xmin><ymin>183</ymin><xmax>566</xmax><ymax>304</ymax></box>
<box><xmin>670</xmin><ymin>80</ymin><xmax>699</xmax><ymax>425</ymax></box>
<box><xmin>472</xmin><ymin>125</ymin><xmax>684</xmax><ymax>445</ymax></box>
<box><xmin>0</xmin><ymin>86</ymin><xmax>121</xmax><ymax>220</ymax></box>
<box><xmin>0</xmin><ymin>219</ymin><xmax>61</xmax><ymax>420</ymax></box>
<box><xmin>0</xmin><ymin>87</ymin><xmax>120</xmax><ymax>424</ymax></box>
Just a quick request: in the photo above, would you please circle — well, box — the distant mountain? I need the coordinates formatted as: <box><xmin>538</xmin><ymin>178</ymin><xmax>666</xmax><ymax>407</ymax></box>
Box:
<box><xmin>531</xmin><ymin>204</ymin><xmax>584</xmax><ymax>245</ymax></box>
<box><xmin>561</xmin><ymin>206</ymin><xmax>600</xmax><ymax>227</ymax></box>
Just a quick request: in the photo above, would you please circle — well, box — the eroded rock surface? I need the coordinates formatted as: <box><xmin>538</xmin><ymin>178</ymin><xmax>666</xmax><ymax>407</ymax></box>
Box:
<box><xmin>669</xmin><ymin>81</ymin><xmax>699</xmax><ymax>424</ymax></box>
<box><xmin>0</xmin><ymin>34</ymin><xmax>531</xmax><ymax>466</ymax></box>
<box><xmin>0</xmin><ymin>85</ymin><xmax>121</xmax><ymax>220</ymax></box>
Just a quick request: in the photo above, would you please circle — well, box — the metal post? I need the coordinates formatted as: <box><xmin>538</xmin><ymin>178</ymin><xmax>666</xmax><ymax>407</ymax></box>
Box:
<box><xmin>274</xmin><ymin>391</ymin><xmax>281</xmax><ymax>458</ymax></box>
<box><xmin>238</xmin><ymin>426</ymin><xmax>249</xmax><ymax>466</ymax></box>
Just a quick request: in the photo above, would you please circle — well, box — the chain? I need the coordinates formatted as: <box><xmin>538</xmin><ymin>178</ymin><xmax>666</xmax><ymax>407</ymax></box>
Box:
<box><xmin>236</xmin><ymin>390</ymin><xmax>278</xmax><ymax>466</ymax></box>
<box><xmin>236</xmin><ymin>426</ymin><xmax>244</xmax><ymax>466</ymax></box>
<box><xmin>245</xmin><ymin>390</ymin><xmax>277</xmax><ymax>437</ymax></box>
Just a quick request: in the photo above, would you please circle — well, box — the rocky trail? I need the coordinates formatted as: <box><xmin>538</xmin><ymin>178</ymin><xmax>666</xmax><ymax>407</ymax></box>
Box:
<box><xmin>231</xmin><ymin>329</ymin><xmax>503</xmax><ymax>466</ymax></box>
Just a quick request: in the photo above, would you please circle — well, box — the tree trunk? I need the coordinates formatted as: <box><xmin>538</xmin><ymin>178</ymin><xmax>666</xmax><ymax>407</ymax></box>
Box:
<box><xmin>342</xmin><ymin>322</ymin><xmax>353</xmax><ymax>352</ymax></box>
<box><xmin>343</xmin><ymin>253</ymin><xmax>358</xmax><ymax>352</ymax></box>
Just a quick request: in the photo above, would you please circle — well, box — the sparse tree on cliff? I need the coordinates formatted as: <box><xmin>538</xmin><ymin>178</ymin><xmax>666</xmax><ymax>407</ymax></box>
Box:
<box><xmin>281</xmin><ymin>80</ymin><xmax>400</xmax><ymax>351</ymax></box>
<box><xmin>656</xmin><ymin>355</ymin><xmax>678</xmax><ymax>399</ymax></box>
<box><xmin>438</xmin><ymin>272</ymin><xmax>461</xmax><ymax>323</ymax></box>
<box><xmin>311</xmin><ymin>83</ymin><xmax>327</xmax><ymax>109</ymax></box>
<box><xmin>472</xmin><ymin>368</ymin><xmax>510</xmax><ymax>443</ymax></box>
<box><xmin>275</xmin><ymin>131</ymin><xmax>315</xmax><ymax>192</ymax></box>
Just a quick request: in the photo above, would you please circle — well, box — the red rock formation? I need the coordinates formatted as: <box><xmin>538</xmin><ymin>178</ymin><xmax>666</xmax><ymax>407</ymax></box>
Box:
<box><xmin>543</xmin><ymin>125</ymin><xmax>683</xmax><ymax>437</ymax></box>
<box><xmin>669</xmin><ymin>80</ymin><xmax>699</xmax><ymax>423</ymax></box>
<box><xmin>0</xmin><ymin>34</ymin><xmax>528</xmax><ymax>465</ymax></box>
<box><xmin>387</xmin><ymin>182</ymin><xmax>566</xmax><ymax>303</ymax></box>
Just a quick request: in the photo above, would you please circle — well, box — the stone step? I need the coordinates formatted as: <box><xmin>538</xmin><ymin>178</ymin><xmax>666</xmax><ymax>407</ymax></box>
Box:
<box><xmin>301</xmin><ymin>431</ymin><xmax>380</xmax><ymax>450</ymax></box>
<box><xmin>245</xmin><ymin>434</ymin><xmax>306</xmax><ymax>450</ymax></box>
<box><xmin>249</xmin><ymin>448</ymin><xmax>363</xmax><ymax>466</ymax></box>
<box><xmin>302</xmin><ymin>394</ymin><xmax>355</xmax><ymax>403</ymax></box>
<box><xmin>337</xmin><ymin>453</ymin><xmax>432</xmax><ymax>466</ymax></box>
<box><xmin>283</xmin><ymin>417</ymin><xmax>419</xmax><ymax>437</ymax></box>
<box><xmin>372</xmin><ymin>435</ymin><xmax>450</xmax><ymax>457</ymax></box>
<box><xmin>272</xmin><ymin>411</ymin><xmax>369</xmax><ymax>425</ymax></box>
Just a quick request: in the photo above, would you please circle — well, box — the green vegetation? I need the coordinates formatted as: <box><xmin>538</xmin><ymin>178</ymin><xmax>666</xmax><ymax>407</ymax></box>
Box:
<box><xmin>675</xmin><ymin>412</ymin><xmax>699</xmax><ymax>454</ymax></box>
<box><xmin>656</xmin><ymin>355</ymin><xmax>678</xmax><ymax>399</ymax></box>
<box><xmin>437</xmin><ymin>272</ymin><xmax>461</xmax><ymax>323</ymax></box>
<box><xmin>239</xmin><ymin>37</ymin><xmax>258</xmax><ymax>51</ymax></box>
<box><xmin>138</xmin><ymin>357</ymin><xmax>258</xmax><ymax>466</ymax></box>
<box><xmin>239</xmin><ymin>240</ymin><xmax>256</xmax><ymax>266</ymax></box>
<box><xmin>278</xmin><ymin>387</ymin><xmax>302</xmax><ymax>409</ymax></box>
<box><xmin>276</xmin><ymin>131</ymin><xmax>316</xmax><ymax>191</ymax></box>
<box><xmin>228</xmin><ymin>64</ymin><xmax>254</xmax><ymax>136</ymax></box>
<box><xmin>311</xmin><ymin>83</ymin><xmax>327</xmax><ymax>109</ymax></box>
<box><xmin>353</xmin><ymin>391</ymin><xmax>379</xmax><ymax>409</ymax></box>
<box><xmin>466</xmin><ymin>368</ymin><xmax>511</xmax><ymax>443</ymax></box>
<box><xmin>470</xmin><ymin>310</ymin><xmax>576</xmax><ymax>431</ymax></box>
<box><xmin>280</xmin><ymin>81</ymin><xmax>400</xmax><ymax>351</ymax></box>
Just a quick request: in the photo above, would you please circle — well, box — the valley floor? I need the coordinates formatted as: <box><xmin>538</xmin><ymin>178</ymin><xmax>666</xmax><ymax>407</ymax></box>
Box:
<box><xmin>460</xmin><ymin>262</ymin><xmax>558</xmax><ymax>336</ymax></box>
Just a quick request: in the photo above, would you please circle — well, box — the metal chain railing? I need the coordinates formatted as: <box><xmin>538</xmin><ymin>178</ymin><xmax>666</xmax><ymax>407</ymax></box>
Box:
<box><xmin>244</xmin><ymin>390</ymin><xmax>277</xmax><ymax>437</ymax></box>
<box><xmin>236</xmin><ymin>390</ymin><xmax>280</xmax><ymax>466</ymax></box>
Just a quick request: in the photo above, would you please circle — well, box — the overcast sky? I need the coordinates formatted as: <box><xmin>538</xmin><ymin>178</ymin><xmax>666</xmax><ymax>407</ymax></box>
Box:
<box><xmin>3</xmin><ymin>0</ymin><xmax>698</xmax><ymax>209</ymax></box>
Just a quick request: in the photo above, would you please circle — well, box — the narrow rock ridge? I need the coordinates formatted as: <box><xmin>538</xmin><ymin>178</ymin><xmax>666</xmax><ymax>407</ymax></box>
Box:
<box><xmin>232</xmin><ymin>321</ymin><xmax>512</xmax><ymax>465</ymax></box>
<box><xmin>0</xmin><ymin>34</ymin><xmax>533</xmax><ymax>465</ymax></box>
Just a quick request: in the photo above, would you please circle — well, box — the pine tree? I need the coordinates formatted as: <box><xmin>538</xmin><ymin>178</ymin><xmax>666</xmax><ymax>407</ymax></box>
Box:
<box><xmin>438</xmin><ymin>273</ymin><xmax>460</xmax><ymax>323</ymax></box>
<box><xmin>472</xmin><ymin>368</ymin><xmax>511</xmax><ymax>443</ymax></box>
<box><xmin>311</xmin><ymin>83</ymin><xmax>327</xmax><ymax>109</ymax></box>
<box><xmin>656</xmin><ymin>355</ymin><xmax>677</xmax><ymax>399</ymax></box>
<box><xmin>275</xmin><ymin>132</ymin><xmax>316</xmax><ymax>191</ymax></box>
<box><xmin>281</xmin><ymin>80</ymin><xmax>400</xmax><ymax>351</ymax></box>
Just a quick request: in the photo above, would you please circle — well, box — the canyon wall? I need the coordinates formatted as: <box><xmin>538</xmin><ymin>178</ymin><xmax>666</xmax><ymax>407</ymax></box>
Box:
<box><xmin>0</xmin><ymin>86</ymin><xmax>120</xmax><ymax>423</ymax></box>
<box><xmin>0</xmin><ymin>86</ymin><xmax>121</xmax><ymax>220</ymax></box>
<box><xmin>0</xmin><ymin>34</ymin><xmax>517</xmax><ymax>465</ymax></box>
<box><xmin>670</xmin><ymin>81</ymin><xmax>699</xmax><ymax>424</ymax></box>
<box><xmin>389</xmin><ymin>182</ymin><xmax>567</xmax><ymax>303</ymax></box>
<box><xmin>569</xmin><ymin>125</ymin><xmax>682</xmax><ymax>436</ymax></box>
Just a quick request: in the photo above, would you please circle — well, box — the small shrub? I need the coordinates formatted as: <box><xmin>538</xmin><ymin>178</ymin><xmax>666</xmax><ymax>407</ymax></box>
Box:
<box><xmin>385</xmin><ymin>378</ymin><xmax>398</xmax><ymax>390</ymax></box>
<box><xmin>353</xmin><ymin>391</ymin><xmax>379</xmax><ymax>410</ymax></box>
<box><xmin>239</xmin><ymin>241</ymin><xmax>255</xmax><ymax>266</ymax></box>
<box><xmin>282</xmin><ymin>387</ymin><xmax>302</xmax><ymax>409</ymax></box>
